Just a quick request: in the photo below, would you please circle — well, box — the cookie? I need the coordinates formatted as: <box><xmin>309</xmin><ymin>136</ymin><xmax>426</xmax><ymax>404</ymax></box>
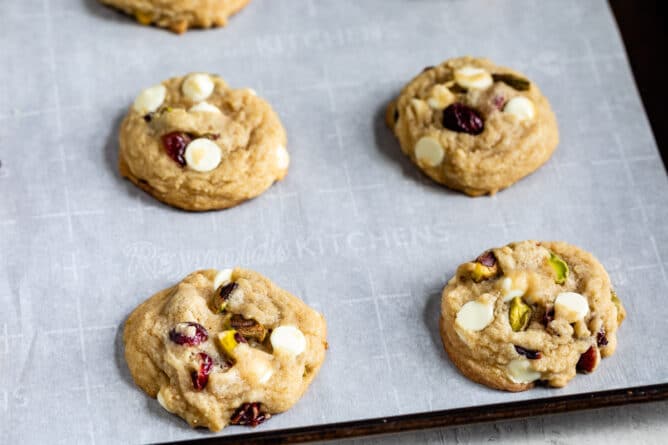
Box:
<box><xmin>440</xmin><ymin>241</ymin><xmax>625</xmax><ymax>391</ymax></box>
<box><xmin>387</xmin><ymin>57</ymin><xmax>559</xmax><ymax>196</ymax></box>
<box><xmin>99</xmin><ymin>0</ymin><xmax>250</xmax><ymax>33</ymax></box>
<box><xmin>118</xmin><ymin>73</ymin><xmax>289</xmax><ymax>211</ymax></box>
<box><xmin>124</xmin><ymin>268</ymin><xmax>327</xmax><ymax>431</ymax></box>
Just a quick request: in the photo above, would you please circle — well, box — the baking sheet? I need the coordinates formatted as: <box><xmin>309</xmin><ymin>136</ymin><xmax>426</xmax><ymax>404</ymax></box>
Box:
<box><xmin>1</xmin><ymin>0</ymin><xmax>668</xmax><ymax>443</ymax></box>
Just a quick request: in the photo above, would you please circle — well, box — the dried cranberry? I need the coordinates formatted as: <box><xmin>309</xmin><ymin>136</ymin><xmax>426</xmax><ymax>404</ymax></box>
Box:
<box><xmin>161</xmin><ymin>131</ymin><xmax>191</xmax><ymax>167</ymax></box>
<box><xmin>191</xmin><ymin>352</ymin><xmax>213</xmax><ymax>390</ymax></box>
<box><xmin>442</xmin><ymin>103</ymin><xmax>484</xmax><ymax>135</ymax></box>
<box><xmin>514</xmin><ymin>345</ymin><xmax>542</xmax><ymax>360</ymax></box>
<box><xmin>143</xmin><ymin>113</ymin><xmax>152</xmax><ymax>122</ymax></box>
<box><xmin>475</xmin><ymin>251</ymin><xmax>496</xmax><ymax>267</ymax></box>
<box><xmin>576</xmin><ymin>346</ymin><xmax>599</xmax><ymax>373</ymax></box>
<box><xmin>234</xmin><ymin>332</ymin><xmax>248</xmax><ymax>344</ymax></box>
<box><xmin>230</xmin><ymin>402</ymin><xmax>271</xmax><ymax>427</ymax></box>
<box><xmin>169</xmin><ymin>322</ymin><xmax>208</xmax><ymax>346</ymax></box>
<box><xmin>597</xmin><ymin>329</ymin><xmax>608</xmax><ymax>346</ymax></box>
<box><xmin>219</xmin><ymin>282</ymin><xmax>238</xmax><ymax>301</ymax></box>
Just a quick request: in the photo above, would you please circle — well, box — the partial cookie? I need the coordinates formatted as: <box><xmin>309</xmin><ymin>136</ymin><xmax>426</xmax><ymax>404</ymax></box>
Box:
<box><xmin>387</xmin><ymin>57</ymin><xmax>559</xmax><ymax>196</ymax></box>
<box><xmin>118</xmin><ymin>73</ymin><xmax>289</xmax><ymax>211</ymax></box>
<box><xmin>124</xmin><ymin>268</ymin><xmax>327</xmax><ymax>431</ymax></box>
<box><xmin>99</xmin><ymin>0</ymin><xmax>250</xmax><ymax>33</ymax></box>
<box><xmin>440</xmin><ymin>241</ymin><xmax>625</xmax><ymax>391</ymax></box>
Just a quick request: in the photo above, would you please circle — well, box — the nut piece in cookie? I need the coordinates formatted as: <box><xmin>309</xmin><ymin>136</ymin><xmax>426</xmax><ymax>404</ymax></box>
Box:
<box><xmin>123</xmin><ymin>267</ymin><xmax>327</xmax><ymax>431</ymax></box>
<box><xmin>440</xmin><ymin>240</ymin><xmax>624</xmax><ymax>391</ymax></box>
<box><xmin>118</xmin><ymin>73</ymin><xmax>289</xmax><ymax>211</ymax></box>
<box><xmin>387</xmin><ymin>56</ymin><xmax>559</xmax><ymax>196</ymax></box>
<box><xmin>98</xmin><ymin>0</ymin><xmax>251</xmax><ymax>34</ymax></box>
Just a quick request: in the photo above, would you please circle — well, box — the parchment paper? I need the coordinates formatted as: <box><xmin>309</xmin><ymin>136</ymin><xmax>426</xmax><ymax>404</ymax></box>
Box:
<box><xmin>1</xmin><ymin>0</ymin><xmax>667</xmax><ymax>443</ymax></box>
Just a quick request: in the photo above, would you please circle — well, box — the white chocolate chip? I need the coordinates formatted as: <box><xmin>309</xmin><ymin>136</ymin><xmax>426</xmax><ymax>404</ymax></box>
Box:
<box><xmin>275</xmin><ymin>145</ymin><xmax>290</xmax><ymax>170</ymax></box>
<box><xmin>250</xmin><ymin>356</ymin><xmax>274</xmax><ymax>384</ymax></box>
<box><xmin>213</xmin><ymin>268</ymin><xmax>234</xmax><ymax>290</ymax></box>
<box><xmin>173</xmin><ymin>322</ymin><xmax>196</xmax><ymax>337</ymax></box>
<box><xmin>506</xmin><ymin>359</ymin><xmax>541</xmax><ymax>384</ymax></box>
<box><xmin>501</xmin><ymin>277</ymin><xmax>512</xmax><ymax>292</ymax></box>
<box><xmin>500</xmin><ymin>275</ymin><xmax>528</xmax><ymax>302</ymax></box>
<box><xmin>455</xmin><ymin>300</ymin><xmax>495</xmax><ymax>332</ymax></box>
<box><xmin>454</xmin><ymin>66</ymin><xmax>493</xmax><ymax>90</ymax></box>
<box><xmin>238</xmin><ymin>348</ymin><xmax>274</xmax><ymax>384</ymax></box>
<box><xmin>554</xmin><ymin>292</ymin><xmax>589</xmax><ymax>323</ymax></box>
<box><xmin>497</xmin><ymin>271</ymin><xmax>530</xmax><ymax>302</ymax></box>
<box><xmin>188</xmin><ymin>101</ymin><xmax>221</xmax><ymax>114</ymax></box>
<box><xmin>409</xmin><ymin>98</ymin><xmax>429</xmax><ymax>119</ymax></box>
<box><xmin>246</xmin><ymin>88</ymin><xmax>257</xmax><ymax>96</ymax></box>
<box><xmin>270</xmin><ymin>325</ymin><xmax>306</xmax><ymax>356</ymax></box>
<box><xmin>132</xmin><ymin>84</ymin><xmax>166</xmax><ymax>114</ymax></box>
<box><xmin>504</xmin><ymin>289</ymin><xmax>524</xmax><ymax>302</ymax></box>
<box><xmin>182</xmin><ymin>73</ymin><xmax>215</xmax><ymax>102</ymax></box>
<box><xmin>427</xmin><ymin>84</ymin><xmax>455</xmax><ymax>110</ymax></box>
<box><xmin>157</xmin><ymin>388</ymin><xmax>175</xmax><ymax>413</ymax></box>
<box><xmin>184</xmin><ymin>138</ymin><xmax>221</xmax><ymax>172</ymax></box>
<box><xmin>503</xmin><ymin>96</ymin><xmax>535</xmax><ymax>121</ymax></box>
<box><xmin>258</xmin><ymin>368</ymin><xmax>273</xmax><ymax>384</ymax></box>
<box><xmin>414</xmin><ymin>137</ymin><xmax>444</xmax><ymax>167</ymax></box>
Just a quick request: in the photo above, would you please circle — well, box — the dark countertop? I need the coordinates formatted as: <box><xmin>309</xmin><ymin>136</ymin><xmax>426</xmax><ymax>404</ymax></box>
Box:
<box><xmin>610</xmin><ymin>0</ymin><xmax>668</xmax><ymax>167</ymax></box>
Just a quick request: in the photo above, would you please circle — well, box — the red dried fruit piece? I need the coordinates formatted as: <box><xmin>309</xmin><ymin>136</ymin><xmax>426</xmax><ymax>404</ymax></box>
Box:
<box><xmin>191</xmin><ymin>352</ymin><xmax>213</xmax><ymax>390</ymax></box>
<box><xmin>475</xmin><ymin>250</ymin><xmax>496</xmax><ymax>267</ymax></box>
<box><xmin>597</xmin><ymin>329</ymin><xmax>608</xmax><ymax>347</ymax></box>
<box><xmin>230</xmin><ymin>402</ymin><xmax>271</xmax><ymax>427</ymax></box>
<box><xmin>161</xmin><ymin>131</ymin><xmax>191</xmax><ymax>167</ymax></box>
<box><xmin>234</xmin><ymin>332</ymin><xmax>248</xmax><ymax>344</ymax></box>
<box><xmin>216</xmin><ymin>282</ymin><xmax>238</xmax><ymax>313</ymax></box>
<box><xmin>169</xmin><ymin>322</ymin><xmax>208</xmax><ymax>346</ymax></box>
<box><xmin>442</xmin><ymin>103</ymin><xmax>484</xmax><ymax>135</ymax></box>
<box><xmin>470</xmin><ymin>250</ymin><xmax>498</xmax><ymax>282</ymax></box>
<box><xmin>219</xmin><ymin>282</ymin><xmax>238</xmax><ymax>301</ymax></box>
<box><xmin>514</xmin><ymin>345</ymin><xmax>542</xmax><ymax>360</ymax></box>
<box><xmin>576</xmin><ymin>346</ymin><xmax>600</xmax><ymax>373</ymax></box>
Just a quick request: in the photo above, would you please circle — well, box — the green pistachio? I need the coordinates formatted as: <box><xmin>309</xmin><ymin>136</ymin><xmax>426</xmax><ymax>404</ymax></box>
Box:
<box><xmin>471</xmin><ymin>263</ymin><xmax>497</xmax><ymax>282</ymax></box>
<box><xmin>548</xmin><ymin>252</ymin><xmax>569</xmax><ymax>285</ymax></box>
<box><xmin>492</xmin><ymin>73</ymin><xmax>531</xmax><ymax>91</ymax></box>
<box><xmin>509</xmin><ymin>297</ymin><xmax>532</xmax><ymax>332</ymax></box>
